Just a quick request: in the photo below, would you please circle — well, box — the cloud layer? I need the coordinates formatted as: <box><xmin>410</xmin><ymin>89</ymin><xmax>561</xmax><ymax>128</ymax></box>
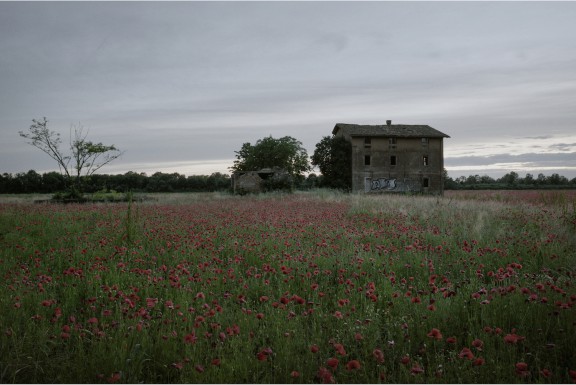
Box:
<box><xmin>1</xmin><ymin>2</ymin><xmax>575</xmax><ymax>178</ymax></box>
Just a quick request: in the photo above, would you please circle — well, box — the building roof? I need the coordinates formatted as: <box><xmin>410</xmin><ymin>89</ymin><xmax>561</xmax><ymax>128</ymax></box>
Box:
<box><xmin>333</xmin><ymin>123</ymin><xmax>450</xmax><ymax>138</ymax></box>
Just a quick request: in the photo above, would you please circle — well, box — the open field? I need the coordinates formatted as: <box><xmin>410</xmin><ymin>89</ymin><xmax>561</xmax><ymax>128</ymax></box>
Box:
<box><xmin>1</xmin><ymin>190</ymin><xmax>575</xmax><ymax>383</ymax></box>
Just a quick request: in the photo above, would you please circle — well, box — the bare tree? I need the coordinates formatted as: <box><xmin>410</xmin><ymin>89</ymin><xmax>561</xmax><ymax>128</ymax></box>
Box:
<box><xmin>19</xmin><ymin>117</ymin><xmax>123</xmax><ymax>197</ymax></box>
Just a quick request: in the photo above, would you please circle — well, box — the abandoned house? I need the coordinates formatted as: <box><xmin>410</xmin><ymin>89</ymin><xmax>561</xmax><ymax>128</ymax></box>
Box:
<box><xmin>333</xmin><ymin>120</ymin><xmax>450</xmax><ymax>194</ymax></box>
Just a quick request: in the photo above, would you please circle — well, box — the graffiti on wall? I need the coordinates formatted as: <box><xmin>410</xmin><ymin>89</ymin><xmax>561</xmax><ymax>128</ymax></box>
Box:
<box><xmin>370</xmin><ymin>178</ymin><xmax>397</xmax><ymax>191</ymax></box>
<box><xmin>364</xmin><ymin>177</ymin><xmax>426</xmax><ymax>193</ymax></box>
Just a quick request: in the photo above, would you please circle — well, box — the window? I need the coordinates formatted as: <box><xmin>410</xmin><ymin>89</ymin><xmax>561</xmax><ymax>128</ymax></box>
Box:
<box><xmin>423</xmin><ymin>155</ymin><xmax>429</xmax><ymax>166</ymax></box>
<box><xmin>423</xmin><ymin>178</ymin><xmax>429</xmax><ymax>188</ymax></box>
<box><xmin>364</xmin><ymin>137</ymin><xmax>371</xmax><ymax>148</ymax></box>
<box><xmin>364</xmin><ymin>155</ymin><xmax>371</xmax><ymax>166</ymax></box>
<box><xmin>390</xmin><ymin>155</ymin><xmax>397</xmax><ymax>166</ymax></box>
<box><xmin>421</xmin><ymin>138</ymin><xmax>429</xmax><ymax>147</ymax></box>
<box><xmin>389</xmin><ymin>138</ymin><xmax>397</xmax><ymax>149</ymax></box>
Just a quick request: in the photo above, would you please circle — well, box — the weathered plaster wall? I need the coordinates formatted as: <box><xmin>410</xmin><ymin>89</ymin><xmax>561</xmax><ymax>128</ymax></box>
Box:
<box><xmin>350</xmin><ymin>137</ymin><xmax>445</xmax><ymax>194</ymax></box>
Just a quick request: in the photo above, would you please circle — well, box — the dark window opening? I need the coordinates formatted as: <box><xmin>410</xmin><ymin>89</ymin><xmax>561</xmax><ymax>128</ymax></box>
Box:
<box><xmin>364</xmin><ymin>137</ymin><xmax>371</xmax><ymax>148</ymax></box>
<box><xmin>364</xmin><ymin>155</ymin><xmax>371</xmax><ymax>166</ymax></box>
<box><xmin>390</xmin><ymin>155</ymin><xmax>397</xmax><ymax>166</ymax></box>
<box><xmin>423</xmin><ymin>178</ymin><xmax>429</xmax><ymax>188</ymax></box>
<box><xmin>389</xmin><ymin>138</ymin><xmax>397</xmax><ymax>149</ymax></box>
<box><xmin>421</xmin><ymin>138</ymin><xmax>429</xmax><ymax>147</ymax></box>
<box><xmin>423</xmin><ymin>155</ymin><xmax>429</xmax><ymax>166</ymax></box>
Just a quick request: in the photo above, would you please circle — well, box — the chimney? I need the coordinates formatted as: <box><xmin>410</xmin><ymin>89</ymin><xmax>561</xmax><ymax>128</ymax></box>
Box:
<box><xmin>386</xmin><ymin>120</ymin><xmax>392</xmax><ymax>127</ymax></box>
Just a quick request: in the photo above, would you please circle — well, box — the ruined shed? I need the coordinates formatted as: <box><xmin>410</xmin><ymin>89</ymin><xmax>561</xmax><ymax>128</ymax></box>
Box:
<box><xmin>232</xmin><ymin>168</ymin><xmax>288</xmax><ymax>194</ymax></box>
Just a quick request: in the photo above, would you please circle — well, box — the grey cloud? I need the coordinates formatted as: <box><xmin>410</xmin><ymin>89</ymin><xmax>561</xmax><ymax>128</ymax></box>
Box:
<box><xmin>445</xmin><ymin>152</ymin><xmax>576</xmax><ymax>168</ymax></box>
<box><xmin>549</xmin><ymin>143</ymin><xmax>576</xmax><ymax>152</ymax></box>
<box><xmin>2</xmin><ymin>2</ymin><xmax>576</xmax><ymax>178</ymax></box>
<box><xmin>524</xmin><ymin>136</ymin><xmax>553</xmax><ymax>140</ymax></box>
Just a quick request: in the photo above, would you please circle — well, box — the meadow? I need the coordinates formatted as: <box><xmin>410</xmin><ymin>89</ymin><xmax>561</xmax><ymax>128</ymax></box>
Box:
<box><xmin>0</xmin><ymin>190</ymin><xmax>575</xmax><ymax>383</ymax></box>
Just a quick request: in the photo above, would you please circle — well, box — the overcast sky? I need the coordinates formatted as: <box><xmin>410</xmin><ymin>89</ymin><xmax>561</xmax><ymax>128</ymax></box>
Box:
<box><xmin>1</xmin><ymin>1</ymin><xmax>575</xmax><ymax>179</ymax></box>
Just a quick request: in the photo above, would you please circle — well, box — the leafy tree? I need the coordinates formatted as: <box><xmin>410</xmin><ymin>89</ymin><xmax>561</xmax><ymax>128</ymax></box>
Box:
<box><xmin>522</xmin><ymin>173</ymin><xmax>535</xmax><ymax>185</ymax></box>
<box><xmin>17</xmin><ymin>170</ymin><xmax>43</xmax><ymax>193</ymax></box>
<box><xmin>311</xmin><ymin>135</ymin><xmax>352</xmax><ymax>190</ymax></box>
<box><xmin>443</xmin><ymin>169</ymin><xmax>458</xmax><ymax>190</ymax></box>
<box><xmin>42</xmin><ymin>171</ymin><xmax>66</xmax><ymax>193</ymax></box>
<box><xmin>19</xmin><ymin>117</ymin><xmax>123</xmax><ymax>198</ymax></box>
<box><xmin>230</xmin><ymin>136</ymin><xmax>311</xmax><ymax>178</ymax></box>
<box><xmin>207</xmin><ymin>172</ymin><xmax>231</xmax><ymax>191</ymax></box>
<box><xmin>499</xmin><ymin>171</ymin><xmax>519</xmax><ymax>185</ymax></box>
<box><xmin>548</xmin><ymin>173</ymin><xmax>568</xmax><ymax>185</ymax></box>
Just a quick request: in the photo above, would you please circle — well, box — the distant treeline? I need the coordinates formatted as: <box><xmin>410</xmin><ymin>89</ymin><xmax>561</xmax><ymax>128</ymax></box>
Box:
<box><xmin>1</xmin><ymin>169</ymin><xmax>575</xmax><ymax>194</ymax></box>
<box><xmin>0</xmin><ymin>170</ymin><xmax>322</xmax><ymax>194</ymax></box>
<box><xmin>445</xmin><ymin>171</ymin><xmax>576</xmax><ymax>190</ymax></box>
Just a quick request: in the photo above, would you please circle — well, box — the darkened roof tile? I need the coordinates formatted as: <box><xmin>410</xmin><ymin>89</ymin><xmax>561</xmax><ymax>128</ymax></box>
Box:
<box><xmin>333</xmin><ymin>123</ymin><xmax>450</xmax><ymax>138</ymax></box>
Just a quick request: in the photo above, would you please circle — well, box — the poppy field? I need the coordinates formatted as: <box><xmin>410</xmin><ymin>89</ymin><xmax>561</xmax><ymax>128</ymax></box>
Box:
<box><xmin>1</xmin><ymin>190</ymin><xmax>575</xmax><ymax>383</ymax></box>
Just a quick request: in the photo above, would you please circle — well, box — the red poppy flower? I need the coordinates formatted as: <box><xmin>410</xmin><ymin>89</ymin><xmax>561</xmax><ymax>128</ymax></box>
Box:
<box><xmin>310</xmin><ymin>344</ymin><xmax>319</xmax><ymax>353</ymax></box>
<box><xmin>256</xmin><ymin>347</ymin><xmax>273</xmax><ymax>361</ymax></box>
<box><xmin>410</xmin><ymin>364</ymin><xmax>424</xmax><ymax>375</ymax></box>
<box><xmin>292</xmin><ymin>295</ymin><xmax>305</xmax><ymax>305</ymax></box>
<box><xmin>146</xmin><ymin>297</ymin><xmax>158</xmax><ymax>308</ymax></box>
<box><xmin>334</xmin><ymin>343</ymin><xmax>346</xmax><ymax>356</ymax></box>
<box><xmin>445</xmin><ymin>336</ymin><xmax>457</xmax><ymax>344</ymax></box>
<box><xmin>290</xmin><ymin>371</ymin><xmax>300</xmax><ymax>378</ymax></box>
<box><xmin>458</xmin><ymin>347</ymin><xmax>474</xmax><ymax>360</ymax></box>
<box><xmin>473</xmin><ymin>357</ymin><xmax>485</xmax><ymax>366</ymax></box>
<box><xmin>411</xmin><ymin>296</ymin><xmax>421</xmax><ymax>304</ymax></box>
<box><xmin>400</xmin><ymin>355</ymin><xmax>411</xmax><ymax>366</ymax></box>
<box><xmin>106</xmin><ymin>372</ymin><xmax>121</xmax><ymax>383</ymax></box>
<box><xmin>427</xmin><ymin>328</ymin><xmax>443</xmax><ymax>340</ymax></box>
<box><xmin>372</xmin><ymin>348</ymin><xmax>385</xmax><ymax>364</ymax></box>
<box><xmin>317</xmin><ymin>367</ymin><xmax>334</xmax><ymax>384</ymax></box>
<box><xmin>327</xmin><ymin>357</ymin><xmax>339</xmax><ymax>370</ymax></box>
<box><xmin>472</xmin><ymin>339</ymin><xmax>484</xmax><ymax>351</ymax></box>
<box><xmin>346</xmin><ymin>360</ymin><xmax>361</xmax><ymax>371</ymax></box>
<box><xmin>504</xmin><ymin>333</ymin><xmax>525</xmax><ymax>344</ymax></box>
<box><xmin>515</xmin><ymin>362</ymin><xmax>529</xmax><ymax>378</ymax></box>
<box><xmin>184</xmin><ymin>332</ymin><xmax>197</xmax><ymax>344</ymax></box>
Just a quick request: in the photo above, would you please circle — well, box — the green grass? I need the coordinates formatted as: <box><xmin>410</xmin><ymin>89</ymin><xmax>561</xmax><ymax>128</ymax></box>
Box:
<box><xmin>1</xmin><ymin>190</ymin><xmax>575</xmax><ymax>383</ymax></box>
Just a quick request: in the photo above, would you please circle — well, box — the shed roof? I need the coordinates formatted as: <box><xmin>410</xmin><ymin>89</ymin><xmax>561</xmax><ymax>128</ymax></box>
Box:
<box><xmin>333</xmin><ymin>123</ymin><xmax>450</xmax><ymax>138</ymax></box>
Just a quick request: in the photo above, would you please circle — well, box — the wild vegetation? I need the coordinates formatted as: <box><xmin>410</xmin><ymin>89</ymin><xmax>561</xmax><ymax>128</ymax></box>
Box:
<box><xmin>0</xmin><ymin>190</ymin><xmax>575</xmax><ymax>383</ymax></box>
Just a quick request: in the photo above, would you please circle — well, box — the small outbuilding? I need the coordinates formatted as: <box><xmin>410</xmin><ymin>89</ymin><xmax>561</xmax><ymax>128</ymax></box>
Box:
<box><xmin>232</xmin><ymin>168</ymin><xmax>290</xmax><ymax>194</ymax></box>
